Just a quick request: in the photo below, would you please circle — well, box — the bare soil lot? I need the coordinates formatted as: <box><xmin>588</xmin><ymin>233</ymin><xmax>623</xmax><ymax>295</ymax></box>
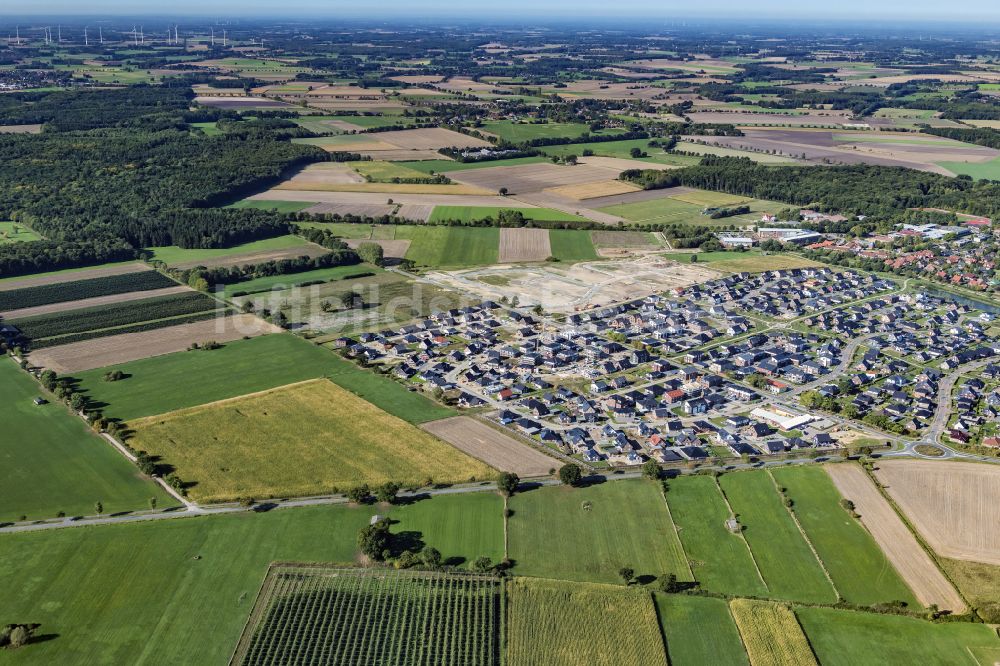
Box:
<box><xmin>170</xmin><ymin>245</ymin><xmax>329</xmax><ymax>270</ymax></box>
<box><xmin>421</xmin><ymin>416</ymin><xmax>556</xmax><ymax>477</ymax></box>
<box><xmin>825</xmin><ymin>463</ymin><xmax>966</xmax><ymax>612</ymax></box>
<box><xmin>0</xmin><ymin>124</ymin><xmax>42</xmax><ymax>134</ymax></box>
<box><xmin>499</xmin><ymin>228</ymin><xmax>552</xmax><ymax>263</ymax></box>
<box><xmin>30</xmin><ymin>315</ymin><xmax>279</xmax><ymax>373</ymax></box>
<box><xmin>545</xmin><ymin>180</ymin><xmax>640</xmax><ymax>200</ymax></box>
<box><xmin>368</xmin><ymin>127</ymin><xmax>491</xmax><ymax>150</ymax></box>
<box><xmin>280</xmin><ymin>163</ymin><xmax>366</xmax><ymax>187</ymax></box>
<box><xmin>0</xmin><ymin>262</ymin><xmax>151</xmax><ymax>292</ymax></box>
<box><xmin>2</xmin><ymin>285</ymin><xmax>191</xmax><ymax>320</ymax></box>
<box><xmin>874</xmin><ymin>460</ymin><xmax>1000</xmax><ymax>566</ymax></box>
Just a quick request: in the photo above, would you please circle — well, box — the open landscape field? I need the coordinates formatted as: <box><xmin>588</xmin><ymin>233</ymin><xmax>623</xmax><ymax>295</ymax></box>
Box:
<box><xmin>146</xmin><ymin>235</ymin><xmax>327</xmax><ymax>269</ymax></box>
<box><xmin>128</xmin><ymin>379</ymin><xmax>495</xmax><ymax>502</ymax></box>
<box><xmin>508</xmin><ymin>479</ymin><xmax>691</xmax><ymax>584</ymax></box>
<box><xmin>874</xmin><ymin>460</ymin><xmax>1000</xmax><ymax>565</ymax></box>
<box><xmin>395</xmin><ymin>225</ymin><xmax>500</xmax><ymax>267</ymax></box>
<box><xmin>729</xmin><ymin>599</ymin><xmax>817</xmax><ymax>666</ymax></box>
<box><xmin>421</xmin><ymin>417</ymin><xmax>557</xmax><ymax>476</ymax></box>
<box><xmin>0</xmin><ymin>220</ymin><xmax>42</xmax><ymax>243</ymax></box>
<box><xmin>0</xmin><ymin>261</ymin><xmax>152</xmax><ymax>291</ymax></box>
<box><xmin>498</xmin><ymin>227</ymin><xmax>552</xmax><ymax>262</ymax></box>
<box><xmin>232</xmin><ymin>566</ymin><xmax>503</xmax><ymax>666</ymax></box>
<box><xmin>825</xmin><ymin>463</ymin><xmax>965</xmax><ymax>612</ymax></box>
<box><xmin>506</xmin><ymin>577</ymin><xmax>665</xmax><ymax>666</ymax></box>
<box><xmin>294</xmin><ymin>127</ymin><xmax>490</xmax><ymax>156</ymax></box>
<box><xmin>427</xmin><ymin>205</ymin><xmax>585</xmax><ymax>223</ymax></box>
<box><xmin>0</xmin><ymin>269</ymin><xmax>178</xmax><ymax>313</ymax></box>
<box><xmin>655</xmin><ymin>594</ymin><xmax>750</xmax><ymax>666</ymax></box>
<box><xmin>0</xmin><ymin>359</ymin><xmax>171</xmax><ymax>522</ymax></box>
<box><xmin>28</xmin><ymin>314</ymin><xmax>279</xmax><ymax>373</ymax></box>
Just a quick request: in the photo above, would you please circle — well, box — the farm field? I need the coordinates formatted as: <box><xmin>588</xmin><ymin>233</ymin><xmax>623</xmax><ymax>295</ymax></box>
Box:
<box><xmin>127</xmin><ymin>379</ymin><xmax>495</xmax><ymax>502</ymax></box>
<box><xmin>0</xmin><ymin>358</ymin><xmax>171</xmax><ymax>522</ymax></box>
<box><xmin>397</xmin><ymin>156</ymin><xmax>549</xmax><ymax>174</ymax></box>
<box><xmin>232</xmin><ymin>567</ymin><xmax>503</xmax><ymax>666</ymax></box>
<box><xmin>478</xmin><ymin>120</ymin><xmax>601</xmax><ymax>143</ymax></box>
<box><xmin>548</xmin><ymin>229</ymin><xmax>599</xmax><ymax>261</ymax></box>
<box><xmin>387</xmin><ymin>492</ymin><xmax>505</xmax><ymax>564</ymax></box>
<box><xmin>508</xmin><ymin>479</ymin><xmax>691</xmax><ymax>584</ymax></box>
<box><xmin>427</xmin><ymin>205</ymin><xmax>586</xmax><ymax>223</ymax></box>
<box><xmin>655</xmin><ymin>594</ymin><xmax>749</xmax><ymax>666</ymax></box>
<box><xmin>676</xmin><ymin>141</ymin><xmax>799</xmax><ymax>163</ymax></box>
<box><xmin>395</xmin><ymin>225</ymin><xmax>500</xmax><ymax>267</ymax></box>
<box><xmin>349</xmin><ymin>160</ymin><xmax>433</xmax><ymax>181</ymax></box>
<box><xmin>719</xmin><ymin>471</ymin><xmax>838</xmax><ymax>603</ymax></box>
<box><xmin>506</xmin><ymin>577</ymin><xmax>666</xmax><ymax>666</ymax></box>
<box><xmin>874</xmin><ymin>460</ymin><xmax>1000</xmax><ymax>565</ymax></box>
<box><xmin>145</xmin><ymin>235</ymin><xmax>317</xmax><ymax>266</ymax></box>
<box><xmin>825</xmin><ymin>463</ymin><xmax>965</xmax><ymax>612</ymax></box>
<box><xmin>227</xmin><ymin>199</ymin><xmax>315</xmax><ymax>213</ymax></box>
<box><xmin>27</xmin><ymin>314</ymin><xmax>279</xmax><ymax>373</ymax></box>
<box><xmin>771</xmin><ymin>466</ymin><xmax>917</xmax><ymax>607</ymax></box>
<box><xmin>591</xmin><ymin>230</ymin><xmax>660</xmax><ymax>249</ymax></box>
<box><xmin>223</xmin><ymin>264</ymin><xmax>376</xmax><ymax>296</ymax></box>
<box><xmin>539</xmin><ymin>138</ymin><xmax>701</xmax><ymax>167</ymax></box>
<box><xmin>0</xmin><ymin>261</ymin><xmax>151</xmax><ymax>290</ymax></box>
<box><xmin>665</xmin><ymin>474</ymin><xmax>770</xmax><ymax>597</ymax></box>
<box><xmin>0</xmin><ymin>269</ymin><xmax>177</xmax><ymax>312</ymax></box>
<box><xmin>0</xmin><ymin>220</ymin><xmax>42</xmax><ymax>243</ymax></box>
<box><xmin>71</xmin><ymin>333</ymin><xmax>343</xmax><ymax>421</ymax></box>
<box><xmin>499</xmin><ymin>227</ymin><xmax>552</xmax><ymax>262</ymax></box>
<box><xmin>937</xmin><ymin>155</ymin><xmax>1000</xmax><ymax>180</ymax></box>
<box><xmin>661</xmin><ymin>251</ymin><xmax>825</xmax><ymax>273</ymax></box>
<box><xmin>729</xmin><ymin>599</ymin><xmax>817</xmax><ymax>666</ymax></box>
<box><xmin>0</xmin><ymin>504</ymin><xmax>380</xmax><ymax>664</ymax></box>
<box><xmin>797</xmin><ymin>606</ymin><xmax>1000</xmax><ymax>666</ymax></box>
<box><xmin>421</xmin><ymin>417</ymin><xmax>556</xmax><ymax>477</ymax></box>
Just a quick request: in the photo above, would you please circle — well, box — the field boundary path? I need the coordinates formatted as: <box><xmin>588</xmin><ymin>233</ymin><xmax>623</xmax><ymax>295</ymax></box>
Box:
<box><xmin>825</xmin><ymin>463</ymin><xmax>965</xmax><ymax>612</ymax></box>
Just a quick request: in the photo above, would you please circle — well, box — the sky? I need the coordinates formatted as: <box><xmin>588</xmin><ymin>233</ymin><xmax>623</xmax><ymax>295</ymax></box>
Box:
<box><xmin>8</xmin><ymin>1</ymin><xmax>1000</xmax><ymax>23</ymax></box>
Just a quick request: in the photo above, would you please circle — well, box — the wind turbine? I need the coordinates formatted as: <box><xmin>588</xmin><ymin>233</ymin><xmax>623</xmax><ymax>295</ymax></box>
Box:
<box><xmin>99</xmin><ymin>26</ymin><xmax>103</xmax><ymax>45</ymax></box>
<box><xmin>211</xmin><ymin>27</ymin><xmax>215</xmax><ymax>46</ymax></box>
<box><xmin>84</xmin><ymin>26</ymin><xmax>89</xmax><ymax>46</ymax></box>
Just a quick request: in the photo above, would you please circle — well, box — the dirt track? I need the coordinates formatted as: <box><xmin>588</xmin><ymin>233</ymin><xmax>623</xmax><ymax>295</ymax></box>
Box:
<box><xmin>499</xmin><ymin>228</ymin><xmax>551</xmax><ymax>263</ymax></box>
<box><xmin>0</xmin><ymin>263</ymin><xmax>151</xmax><ymax>292</ymax></box>
<box><xmin>421</xmin><ymin>416</ymin><xmax>556</xmax><ymax>477</ymax></box>
<box><xmin>874</xmin><ymin>460</ymin><xmax>1000</xmax><ymax>565</ymax></box>
<box><xmin>2</xmin><ymin>285</ymin><xmax>192</xmax><ymax>319</ymax></box>
<box><xmin>825</xmin><ymin>463</ymin><xmax>966</xmax><ymax>612</ymax></box>
<box><xmin>30</xmin><ymin>315</ymin><xmax>280</xmax><ymax>373</ymax></box>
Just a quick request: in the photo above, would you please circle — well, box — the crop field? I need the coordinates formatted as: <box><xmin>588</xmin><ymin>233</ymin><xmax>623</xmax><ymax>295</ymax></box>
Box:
<box><xmin>29</xmin><ymin>314</ymin><xmax>279</xmax><ymax>374</ymax></box>
<box><xmin>719</xmin><ymin>471</ymin><xmax>837</xmax><ymax>603</ymax></box>
<box><xmin>224</xmin><ymin>265</ymin><xmax>375</xmax><ymax>297</ymax></box>
<box><xmin>0</xmin><ymin>269</ymin><xmax>176</xmax><ymax>312</ymax></box>
<box><xmin>13</xmin><ymin>291</ymin><xmax>220</xmax><ymax>346</ymax></box>
<box><xmin>395</xmin><ymin>226</ymin><xmax>500</xmax><ymax>267</ymax></box>
<box><xmin>421</xmin><ymin>417</ymin><xmax>556</xmax><ymax>477</ymax></box>
<box><xmin>665</xmin><ymin>475</ymin><xmax>769</xmax><ymax>597</ymax></box>
<box><xmin>232</xmin><ymin>567</ymin><xmax>503</xmax><ymax>666</ymax></box>
<box><xmin>670</xmin><ymin>190</ymin><xmax>754</xmax><ymax>207</ymax></box>
<box><xmin>0</xmin><ymin>261</ymin><xmax>151</xmax><ymax>291</ymax></box>
<box><xmin>826</xmin><ymin>463</ymin><xmax>964</xmax><ymax>612</ymax></box>
<box><xmin>397</xmin><ymin>157</ymin><xmax>549</xmax><ymax>174</ymax></box>
<box><xmin>506</xmin><ymin>578</ymin><xmax>665</xmax><ymax>666</ymax></box>
<box><xmin>0</xmin><ymin>220</ymin><xmax>42</xmax><ymax>243</ymax></box>
<box><xmin>228</xmin><ymin>199</ymin><xmax>315</xmax><ymax>213</ymax></box>
<box><xmin>874</xmin><ymin>460</ymin><xmax>1000</xmax><ymax>565</ymax></box>
<box><xmin>729</xmin><ymin>599</ymin><xmax>817</xmax><ymax>666</ymax></box>
<box><xmin>655</xmin><ymin>594</ymin><xmax>749</xmax><ymax>666</ymax></box>
<box><xmin>145</xmin><ymin>235</ymin><xmax>314</xmax><ymax>266</ymax></box>
<box><xmin>478</xmin><ymin>120</ymin><xmax>597</xmax><ymax>143</ymax></box>
<box><xmin>350</xmin><ymin>160</ymin><xmax>433</xmax><ymax>182</ymax></box>
<box><xmin>540</xmin><ymin>138</ymin><xmax>701</xmax><ymax>166</ymax></box>
<box><xmin>590</xmin><ymin>230</ymin><xmax>660</xmax><ymax>248</ymax></box>
<box><xmin>548</xmin><ymin>229</ymin><xmax>599</xmax><ymax>261</ymax></box>
<box><xmin>498</xmin><ymin>227</ymin><xmax>552</xmax><ymax>262</ymax></box>
<box><xmin>544</xmin><ymin>179</ymin><xmax>640</xmax><ymax>200</ymax></box>
<box><xmin>127</xmin><ymin>379</ymin><xmax>492</xmax><ymax>501</ymax></box>
<box><xmin>276</xmin><ymin>180</ymin><xmax>493</xmax><ymax>196</ymax></box>
<box><xmin>4</xmin><ymin>285</ymin><xmax>194</xmax><ymax>321</ymax></box>
<box><xmin>797</xmin><ymin>606</ymin><xmax>1000</xmax><ymax>666</ymax></box>
<box><xmin>71</xmin><ymin>334</ymin><xmax>344</xmax><ymax>421</ymax></box>
<box><xmin>938</xmin><ymin>155</ymin><xmax>1000</xmax><ymax>180</ymax></box>
<box><xmin>295</xmin><ymin>127</ymin><xmax>491</xmax><ymax>153</ymax></box>
<box><xmin>508</xmin><ymin>479</ymin><xmax>691</xmax><ymax>584</ymax></box>
<box><xmin>0</xmin><ymin>358</ymin><xmax>171</xmax><ymax>522</ymax></box>
<box><xmin>695</xmin><ymin>253</ymin><xmax>825</xmax><ymax>273</ymax></box>
<box><xmin>771</xmin><ymin>466</ymin><xmax>917</xmax><ymax>607</ymax></box>
<box><xmin>427</xmin><ymin>206</ymin><xmax>586</xmax><ymax>223</ymax></box>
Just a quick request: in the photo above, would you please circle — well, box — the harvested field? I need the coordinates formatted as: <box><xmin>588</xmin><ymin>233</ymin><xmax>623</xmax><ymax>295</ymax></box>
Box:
<box><xmin>0</xmin><ymin>124</ymin><xmax>43</xmax><ymax>134</ymax></box>
<box><xmin>275</xmin><ymin>181</ymin><xmax>493</xmax><ymax>195</ymax></box>
<box><xmin>874</xmin><ymin>460</ymin><xmax>1000</xmax><ymax>565</ymax></box>
<box><xmin>193</xmin><ymin>96</ymin><xmax>293</xmax><ymax>109</ymax></box>
<box><xmin>506</xmin><ymin>578</ymin><xmax>666</xmax><ymax>666</ymax></box>
<box><xmin>421</xmin><ymin>416</ymin><xmax>556</xmax><ymax>476</ymax></box>
<box><xmin>687</xmin><ymin>110</ymin><xmax>852</xmax><ymax>126</ymax></box>
<box><xmin>128</xmin><ymin>379</ymin><xmax>495</xmax><ymax>502</ymax></box>
<box><xmin>499</xmin><ymin>228</ymin><xmax>552</xmax><ymax>263</ymax></box>
<box><xmin>297</xmin><ymin>127</ymin><xmax>490</xmax><ymax>154</ymax></box>
<box><xmin>396</xmin><ymin>204</ymin><xmax>435</xmax><ymax>221</ymax></box>
<box><xmin>302</xmin><ymin>202</ymin><xmax>396</xmax><ymax>217</ymax></box>
<box><xmin>544</xmin><ymin>180</ymin><xmax>639</xmax><ymax>200</ymax></box>
<box><xmin>729</xmin><ymin>599</ymin><xmax>817</xmax><ymax>666</ymax></box>
<box><xmin>343</xmin><ymin>238</ymin><xmax>412</xmax><ymax>260</ymax></box>
<box><xmin>582</xmin><ymin>186</ymin><xmax>695</xmax><ymax>209</ymax></box>
<box><xmin>2</xmin><ymin>285</ymin><xmax>191</xmax><ymax>320</ymax></box>
<box><xmin>30</xmin><ymin>315</ymin><xmax>279</xmax><ymax>373</ymax></box>
<box><xmin>577</xmin><ymin>155</ymin><xmax>678</xmax><ymax>172</ymax></box>
<box><xmin>0</xmin><ymin>262</ymin><xmax>150</xmax><ymax>292</ymax></box>
<box><xmin>246</xmin><ymin>189</ymin><xmax>517</xmax><ymax>209</ymax></box>
<box><xmin>444</xmin><ymin>162</ymin><xmax>621</xmax><ymax>195</ymax></box>
<box><xmin>170</xmin><ymin>245</ymin><xmax>328</xmax><ymax>270</ymax></box>
<box><xmin>825</xmin><ymin>463</ymin><xmax>965</xmax><ymax>612</ymax></box>
<box><xmin>279</xmin><ymin>163</ymin><xmax>366</xmax><ymax>186</ymax></box>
